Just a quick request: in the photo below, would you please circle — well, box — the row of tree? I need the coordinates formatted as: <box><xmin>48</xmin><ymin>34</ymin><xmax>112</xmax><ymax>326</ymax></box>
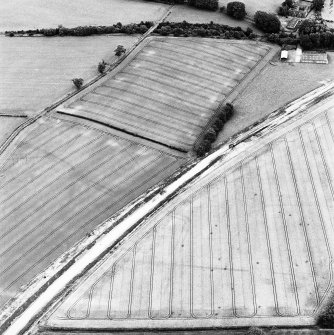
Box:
<box><xmin>156</xmin><ymin>21</ymin><xmax>256</xmax><ymax>39</ymax></box>
<box><xmin>195</xmin><ymin>103</ymin><xmax>234</xmax><ymax>157</ymax></box>
<box><xmin>5</xmin><ymin>21</ymin><xmax>154</xmax><ymax>37</ymax></box>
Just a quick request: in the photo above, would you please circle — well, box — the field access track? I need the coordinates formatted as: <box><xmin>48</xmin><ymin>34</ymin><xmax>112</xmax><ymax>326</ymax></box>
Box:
<box><xmin>0</xmin><ymin>116</ymin><xmax>184</xmax><ymax>307</ymax></box>
<box><xmin>59</xmin><ymin>37</ymin><xmax>273</xmax><ymax>151</ymax></box>
<box><xmin>47</xmin><ymin>92</ymin><xmax>334</xmax><ymax>330</ymax></box>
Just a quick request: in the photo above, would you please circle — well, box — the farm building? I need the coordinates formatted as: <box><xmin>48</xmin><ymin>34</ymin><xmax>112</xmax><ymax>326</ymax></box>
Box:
<box><xmin>281</xmin><ymin>49</ymin><xmax>288</xmax><ymax>60</ymax></box>
<box><xmin>286</xmin><ymin>17</ymin><xmax>302</xmax><ymax>30</ymax></box>
<box><xmin>301</xmin><ymin>51</ymin><xmax>329</xmax><ymax>64</ymax></box>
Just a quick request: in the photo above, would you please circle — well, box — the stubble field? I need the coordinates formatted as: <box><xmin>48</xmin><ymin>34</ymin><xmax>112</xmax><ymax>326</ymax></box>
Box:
<box><xmin>0</xmin><ymin>115</ymin><xmax>184</xmax><ymax>307</ymax></box>
<box><xmin>60</xmin><ymin>37</ymin><xmax>273</xmax><ymax>151</ymax></box>
<box><xmin>46</xmin><ymin>92</ymin><xmax>334</xmax><ymax>330</ymax></box>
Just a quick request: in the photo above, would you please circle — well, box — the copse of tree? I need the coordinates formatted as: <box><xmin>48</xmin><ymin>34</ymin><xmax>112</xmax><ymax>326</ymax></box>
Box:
<box><xmin>226</xmin><ymin>2</ymin><xmax>247</xmax><ymax>20</ymax></box>
<box><xmin>72</xmin><ymin>78</ymin><xmax>84</xmax><ymax>89</ymax></box>
<box><xmin>194</xmin><ymin>103</ymin><xmax>234</xmax><ymax>157</ymax></box>
<box><xmin>254</xmin><ymin>11</ymin><xmax>281</xmax><ymax>33</ymax></box>
<box><xmin>298</xmin><ymin>19</ymin><xmax>327</xmax><ymax>34</ymax></box>
<box><xmin>313</xmin><ymin>0</ymin><xmax>325</xmax><ymax>11</ymax></box>
<box><xmin>296</xmin><ymin>19</ymin><xmax>334</xmax><ymax>49</ymax></box>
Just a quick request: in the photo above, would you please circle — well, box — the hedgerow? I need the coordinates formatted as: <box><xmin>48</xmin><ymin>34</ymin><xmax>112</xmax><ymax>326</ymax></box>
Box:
<box><xmin>5</xmin><ymin>21</ymin><xmax>154</xmax><ymax>37</ymax></box>
<box><xmin>194</xmin><ymin>103</ymin><xmax>235</xmax><ymax>157</ymax></box>
<box><xmin>156</xmin><ymin>21</ymin><xmax>256</xmax><ymax>39</ymax></box>
<box><xmin>5</xmin><ymin>21</ymin><xmax>257</xmax><ymax>40</ymax></box>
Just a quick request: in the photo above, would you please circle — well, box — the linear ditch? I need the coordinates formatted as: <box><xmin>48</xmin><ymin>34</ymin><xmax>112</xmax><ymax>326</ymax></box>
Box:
<box><xmin>57</xmin><ymin>111</ymin><xmax>188</xmax><ymax>154</ymax></box>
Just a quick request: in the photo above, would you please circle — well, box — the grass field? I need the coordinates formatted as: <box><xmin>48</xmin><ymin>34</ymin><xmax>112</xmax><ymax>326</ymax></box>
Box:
<box><xmin>46</xmin><ymin>91</ymin><xmax>334</xmax><ymax>330</ymax></box>
<box><xmin>0</xmin><ymin>35</ymin><xmax>138</xmax><ymax>114</ymax></box>
<box><xmin>216</xmin><ymin>55</ymin><xmax>334</xmax><ymax>144</ymax></box>
<box><xmin>0</xmin><ymin>117</ymin><xmax>26</xmax><ymax>146</ymax></box>
<box><xmin>60</xmin><ymin>37</ymin><xmax>273</xmax><ymax>151</ymax></box>
<box><xmin>0</xmin><ymin>116</ymin><xmax>184</xmax><ymax>307</ymax></box>
<box><xmin>0</xmin><ymin>0</ymin><xmax>169</xmax><ymax>31</ymax></box>
<box><xmin>168</xmin><ymin>5</ymin><xmax>260</xmax><ymax>32</ymax></box>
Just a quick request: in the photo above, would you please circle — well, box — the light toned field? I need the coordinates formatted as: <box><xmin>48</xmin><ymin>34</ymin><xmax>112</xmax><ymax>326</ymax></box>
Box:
<box><xmin>167</xmin><ymin>5</ymin><xmax>263</xmax><ymax>34</ymax></box>
<box><xmin>0</xmin><ymin>35</ymin><xmax>138</xmax><ymax>114</ymax></box>
<box><xmin>47</xmin><ymin>92</ymin><xmax>334</xmax><ymax>330</ymax></box>
<box><xmin>216</xmin><ymin>55</ymin><xmax>334</xmax><ymax>145</ymax></box>
<box><xmin>0</xmin><ymin>0</ymin><xmax>169</xmax><ymax>31</ymax></box>
<box><xmin>0</xmin><ymin>116</ymin><xmax>184</xmax><ymax>307</ymax></box>
<box><xmin>60</xmin><ymin>37</ymin><xmax>273</xmax><ymax>151</ymax></box>
<box><xmin>0</xmin><ymin>117</ymin><xmax>26</xmax><ymax>145</ymax></box>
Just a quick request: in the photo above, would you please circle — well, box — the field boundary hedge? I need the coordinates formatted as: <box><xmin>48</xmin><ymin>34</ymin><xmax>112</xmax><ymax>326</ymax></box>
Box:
<box><xmin>5</xmin><ymin>21</ymin><xmax>257</xmax><ymax>40</ymax></box>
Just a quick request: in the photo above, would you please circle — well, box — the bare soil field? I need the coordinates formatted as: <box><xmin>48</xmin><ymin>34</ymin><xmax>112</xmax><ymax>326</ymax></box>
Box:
<box><xmin>216</xmin><ymin>55</ymin><xmax>334</xmax><ymax>144</ymax></box>
<box><xmin>60</xmin><ymin>37</ymin><xmax>273</xmax><ymax>151</ymax></box>
<box><xmin>0</xmin><ymin>117</ymin><xmax>26</xmax><ymax>146</ymax></box>
<box><xmin>0</xmin><ymin>116</ymin><xmax>184</xmax><ymax>307</ymax></box>
<box><xmin>0</xmin><ymin>0</ymin><xmax>169</xmax><ymax>31</ymax></box>
<box><xmin>46</xmin><ymin>90</ymin><xmax>334</xmax><ymax>330</ymax></box>
<box><xmin>0</xmin><ymin>35</ymin><xmax>138</xmax><ymax>114</ymax></box>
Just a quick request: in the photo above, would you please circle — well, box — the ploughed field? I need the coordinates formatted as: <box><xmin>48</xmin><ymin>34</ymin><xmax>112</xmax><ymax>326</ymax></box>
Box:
<box><xmin>0</xmin><ymin>115</ymin><xmax>184</xmax><ymax>307</ymax></box>
<box><xmin>47</xmin><ymin>93</ymin><xmax>334</xmax><ymax>330</ymax></box>
<box><xmin>60</xmin><ymin>37</ymin><xmax>272</xmax><ymax>151</ymax></box>
<box><xmin>0</xmin><ymin>35</ymin><xmax>138</xmax><ymax>114</ymax></box>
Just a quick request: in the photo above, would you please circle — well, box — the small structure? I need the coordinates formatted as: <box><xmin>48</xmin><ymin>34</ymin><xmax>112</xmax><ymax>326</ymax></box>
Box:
<box><xmin>281</xmin><ymin>50</ymin><xmax>289</xmax><ymax>61</ymax></box>
<box><xmin>287</xmin><ymin>17</ymin><xmax>302</xmax><ymax>30</ymax></box>
<box><xmin>301</xmin><ymin>51</ymin><xmax>329</xmax><ymax>64</ymax></box>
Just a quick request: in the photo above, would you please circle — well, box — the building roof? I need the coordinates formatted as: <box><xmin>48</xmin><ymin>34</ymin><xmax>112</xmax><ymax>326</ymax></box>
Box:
<box><xmin>281</xmin><ymin>50</ymin><xmax>288</xmax><ymax>59</ymax></box>
<box><xmin>302</xmin><ymin>52</ymin><xmax>328</xmax><ymax>64</ymax></box>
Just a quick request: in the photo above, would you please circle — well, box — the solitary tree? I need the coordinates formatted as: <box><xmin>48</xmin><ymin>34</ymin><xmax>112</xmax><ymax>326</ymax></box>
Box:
<box><xmin>114</xmin><ymin>45</ymin><xmax>126</xmax><ymax>56</ymax></box>
<box><xmin>226</xmin><ymin>2</ymin><xmax>247</xmax><ymax>20</ymax></box>
<box><xmin>72</xmin><ymin>78</ymin><xmax>84</xmax><ymax>89</ymax></box>
<box><xmin>98</xmin><ymin>60</ymin><xmax>107</xmax><ymax>73</ymax></box>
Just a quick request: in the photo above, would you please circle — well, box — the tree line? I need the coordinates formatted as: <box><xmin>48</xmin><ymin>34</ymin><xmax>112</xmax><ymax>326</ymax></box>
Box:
<box><xmin>156</xmin><ymin>21</ymin><xmax>256</xmax><ymax>39</ymax></box>
<box><xmin>5</xmin><ymin>21</ymin><xmax>154</xmax><ymax>37</ymax></box>
<box><xmin>195</xmin><ymin>103</ymin><xmax>234</xmax><ymax>157</ymax></box>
